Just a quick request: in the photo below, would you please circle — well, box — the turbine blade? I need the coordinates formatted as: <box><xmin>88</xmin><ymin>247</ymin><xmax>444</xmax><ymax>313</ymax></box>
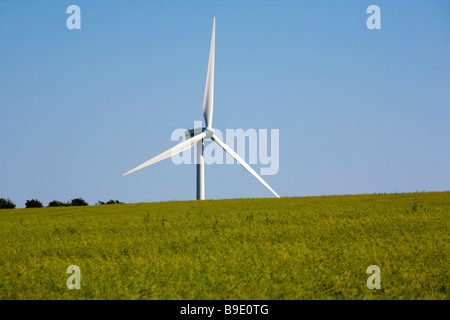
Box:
<box><xmin>211</xmin><ymin>135</ymin><xmax>280</xmax><ymax>198</ymax></box>
<box><xmin>203</xmin><ymin>17</ymin><xmax>215</xmax><ymax>128</ymax></box>
<box><xmin>123</xmin><ymin>132</ymin><xmax>206</xmax><ymax>176</ymax></box>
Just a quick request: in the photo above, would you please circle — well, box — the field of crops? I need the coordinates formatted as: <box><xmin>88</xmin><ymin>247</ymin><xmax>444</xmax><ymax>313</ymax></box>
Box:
<box><xmin>0</xmin><ymin>192</ymin><xmax>448</xmax><ymax>299</ymax></box>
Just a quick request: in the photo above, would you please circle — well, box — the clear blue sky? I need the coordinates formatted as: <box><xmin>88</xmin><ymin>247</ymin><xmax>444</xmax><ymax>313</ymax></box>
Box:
<box><xmin>1</xmin><ymin>0</ymin><xmax>449</xmax><ymax>207</ymax></box>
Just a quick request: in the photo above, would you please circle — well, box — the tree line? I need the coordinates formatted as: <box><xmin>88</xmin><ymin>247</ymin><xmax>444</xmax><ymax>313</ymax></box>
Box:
<box><xmin>0</xmin><ymin>198</ymin><xmax>124</xmax><ymax>209</ymax></box>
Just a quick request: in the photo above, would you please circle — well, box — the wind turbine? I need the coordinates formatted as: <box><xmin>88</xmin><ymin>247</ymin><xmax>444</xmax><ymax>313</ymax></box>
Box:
<box><xmin>123</xmin><ymin>18</ymin><xmax>280</xmax><ymax>200</ymax></box>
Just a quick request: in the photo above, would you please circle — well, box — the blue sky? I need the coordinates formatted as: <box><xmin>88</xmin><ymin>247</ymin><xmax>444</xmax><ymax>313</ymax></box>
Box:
<box><xmin>1</xmin><ymin>0</ymin><xmax>449</xmax><ymax>207</ymax></box>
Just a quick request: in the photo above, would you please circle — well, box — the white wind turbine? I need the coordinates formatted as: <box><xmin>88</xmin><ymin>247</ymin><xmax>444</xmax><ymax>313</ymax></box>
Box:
<box><xmin>123</xmin><ymin>18</ymin><xmax>280</xmax><ymax>200</ymax></box>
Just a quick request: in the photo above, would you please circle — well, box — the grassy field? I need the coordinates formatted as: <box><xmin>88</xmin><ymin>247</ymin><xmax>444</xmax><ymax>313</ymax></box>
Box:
<box><xmin>0</xmin><ymin>192</ymin><xmax>448</xmax><ymax>300</ymax></box>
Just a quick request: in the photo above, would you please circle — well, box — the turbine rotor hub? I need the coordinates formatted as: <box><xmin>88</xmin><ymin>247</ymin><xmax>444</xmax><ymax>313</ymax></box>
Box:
<box><xmin>204</xmin><ymin>127</ymin><xmax>215</xmax><ymax>139</ymax></box>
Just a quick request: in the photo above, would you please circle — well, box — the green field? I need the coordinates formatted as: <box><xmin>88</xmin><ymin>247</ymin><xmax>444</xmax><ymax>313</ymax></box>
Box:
<box><xmin>0</xmin><ymin>192</ymin><xmax>448</xmax><ymax>300</ymax></box>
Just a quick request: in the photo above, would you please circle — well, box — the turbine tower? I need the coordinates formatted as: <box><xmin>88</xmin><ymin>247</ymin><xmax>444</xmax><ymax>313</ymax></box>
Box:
<box><xmin>123</xmin><ymin>18</ymin><xmax>279</xmax><ymax>200</ymax></box>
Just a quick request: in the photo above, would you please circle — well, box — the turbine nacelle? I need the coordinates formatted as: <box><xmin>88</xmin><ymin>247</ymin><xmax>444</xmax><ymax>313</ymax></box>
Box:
<box><xmin>185</xmin><ymin>127</ymin><xmax>215</xmax><ymax>140</ymax></box>
<box><xmin>185</xmin><ymin>127</ymin><xmax>206</xmax><ymax>140</ymax></box>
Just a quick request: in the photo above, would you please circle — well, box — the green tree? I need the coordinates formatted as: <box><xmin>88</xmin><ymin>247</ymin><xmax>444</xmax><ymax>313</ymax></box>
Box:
<box><xmin>48</xmin><ymin>200</ymin><xmax>71</xmax><ymax>207</ymax></box>
<box><xmin>0</xmin><ymin>198</ymin><xmax>16</xmax><ymax>209</ymax></box>
<box><xmin>25</xmin><ymin>199</ymin><xmax>43</xmax><ymax>208</ymax></box>
<box><xmin>71</xmin><ymin>198</ymin><xmax>88</xmax><ymax>206</ymax></box>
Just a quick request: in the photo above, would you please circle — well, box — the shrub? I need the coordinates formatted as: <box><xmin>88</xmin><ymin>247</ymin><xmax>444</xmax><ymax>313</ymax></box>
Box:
<box><xmin>71</xmin><ymin>198</ymin><xmax>88</xmax><ymax>206</ymax></box>
<box><xmin>48</xmin><ymin>200</ymin><xmax>71</xmax><ymax>207</ymax></box>
<box><xmin>106</xmin><ymin>199</ymin><xmax>124</xmax><ymax>205</ymax></box>
<box><xmin>25</xmin><ymin>199</ymin><xmax>43</xmax><ymax>208</ymax></box>
<box><xmin>96</xmin><ymin>199</ymin><xmax>124</xmax><ymax>205</ymax></box>
<box><xmin>0</xmin><ymin>198</ymin><xmax>16</xmax><ymax>209</ymax></box>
